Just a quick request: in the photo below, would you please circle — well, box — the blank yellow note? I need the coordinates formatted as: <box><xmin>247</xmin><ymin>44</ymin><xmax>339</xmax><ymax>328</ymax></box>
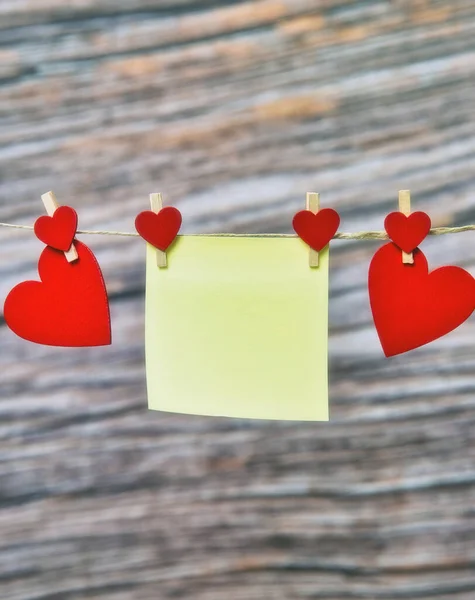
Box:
<box><xmin>145</xmin><ymin>236</ymin><xmax>329</xmax><ymax>421</ymax></box>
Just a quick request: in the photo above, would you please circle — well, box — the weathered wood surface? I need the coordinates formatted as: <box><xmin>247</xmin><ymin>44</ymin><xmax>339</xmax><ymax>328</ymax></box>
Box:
<box><xmin>1</xmin><ymin>1</ymin><xmax>475</xmax><ymax>598</ymax></box>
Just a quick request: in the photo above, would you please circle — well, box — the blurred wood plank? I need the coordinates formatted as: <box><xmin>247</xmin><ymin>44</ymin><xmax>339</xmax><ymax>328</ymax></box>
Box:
<box><xmin>1</xmin><ymin>1</ymin><xmax>475</xmax><ymax>599</ymax></box>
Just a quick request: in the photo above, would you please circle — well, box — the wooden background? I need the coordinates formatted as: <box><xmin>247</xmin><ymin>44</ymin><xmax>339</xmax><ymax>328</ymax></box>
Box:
<box><xmin>1</xmin><ymin>1</ymin><xmax>475</xmax><ymax>598</ymax></box>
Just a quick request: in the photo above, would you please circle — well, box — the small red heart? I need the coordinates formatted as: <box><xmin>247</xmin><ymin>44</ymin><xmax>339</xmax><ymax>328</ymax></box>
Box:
<box><xmin>135</xmin><ymin>207</ymin><xmax>182</xmax><ymax>252</ymax></box>
<box><xmin>293</xmin><ymin>208</ymin><xmax>340</xmax><ymax>251</ymax></box>
<box><xmin>384</xmin><ymin>211</ymin><xmax>431</xmax><ymax>253</ymax></box>
<box><xmin>4</xmin><ymin>241</ymin><xmax>111</xmax><ymax>347</ymax></box>
<box><xmin>34</xmin><ymin>206</ymin><xmax>78</xmax><ymax>252</ymax></box>
<box><xmin>369</xmin><ymin>243</ymin><xmax>475</xmax><ymax>357</ymax></box>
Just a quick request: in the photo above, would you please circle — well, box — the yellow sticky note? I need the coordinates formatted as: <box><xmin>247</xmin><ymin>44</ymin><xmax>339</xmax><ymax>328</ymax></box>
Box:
<box><xmin>145</xmin><ymin>236</ymin><xmax>329</xmax><ymax>421</ymax></box>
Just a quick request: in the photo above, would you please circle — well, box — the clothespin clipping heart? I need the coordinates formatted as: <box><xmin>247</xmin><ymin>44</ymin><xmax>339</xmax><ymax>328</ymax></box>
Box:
<box><xmin>384</xmin><ymin>211</ymin><xmax>432</xmax><ymax>254</ymax></box>
<box><xmin>5</xmin><ymin>191</ymin><xmax>111</xmax><ymax>347</ymax></box>
<box><xmin>34</xmin><ymin>205</ymin><xmax>78</xmax><ymax>252</ymax></box>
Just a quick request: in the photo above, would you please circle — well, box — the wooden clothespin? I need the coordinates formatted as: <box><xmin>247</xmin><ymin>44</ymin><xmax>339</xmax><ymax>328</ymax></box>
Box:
<box><xmin>307</xmin><ymin>192</ymin><xmax>320</xmax><ymax>267</ymax></box>
<box><xmin>150</xmin><ymin>193</ymin><xmax>168</xmax><ymax>268</ymax></box>
<box><xmin>293</xmin><ymin>194</ymin><xmax>340</xmax><ymax>268</ymax></box>
<box><xmin>41</xmin><ymin>191</ymin><xmax>79</xmax><ymax>263</ymax></box>
<box><xmin>399</xmin><ymin>189</ymin><xmax>413</xmax><ymax>264</ymax></box>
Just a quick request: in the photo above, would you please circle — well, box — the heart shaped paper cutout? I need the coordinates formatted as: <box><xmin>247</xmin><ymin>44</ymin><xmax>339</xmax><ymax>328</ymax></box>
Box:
<box><xmin>369</xmin><ymin>243</ymin><xmax>475</xmax><ymax>357</ymax></box>
<box><xmin>384</xmin><ymin>211</ymin><xmax>431</xmax><ymax>253</ymax></box>
<box><xmin>135</xmin><ymin>207</ymin><xmax>182</xmax><ymax>252</ymax></box>
<box><xmin>4</xmin><ymin>241</ymin><xmax>111</xmax><ymax>347</ymax></box>
<box><xmin>293</xmin><ymin>208</ymin><xmax>340</xmax><ymax>252</ymax></box>
<box><xmin>34</xmin><ymin>206</ymin><xmax>78</xmax><ymax>252</ymax></box>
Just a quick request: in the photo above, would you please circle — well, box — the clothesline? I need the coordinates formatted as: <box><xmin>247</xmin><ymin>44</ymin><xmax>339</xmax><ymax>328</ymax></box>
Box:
<box><xmin>0</xmin><ymin>220</ymin><xmax>474</xmax><ymax>240</ymax></box>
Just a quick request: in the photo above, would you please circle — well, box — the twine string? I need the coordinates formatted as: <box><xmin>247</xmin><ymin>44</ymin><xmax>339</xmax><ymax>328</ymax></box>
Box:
<box><xmin>0</xmin><ymin>221</ymin><xmax>473</xmax><ymax>240</ymax></box>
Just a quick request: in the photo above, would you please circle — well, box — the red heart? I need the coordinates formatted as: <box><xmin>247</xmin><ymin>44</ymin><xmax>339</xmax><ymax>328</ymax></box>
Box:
<box><xmin>4</xmin><ymin>241</ymin><xmax>111</xmax><ymax>347</ymax></box>
<box><xmin>384</xmin><ymin>211</ymin><xmax>431</xmax><ymax>253</ymax></box>
<box><xmin>34</xmin><ymin>206</ymin><xmax>78</xmax><ymax>252</ymax></box>
<box><xmin>135</xmin><ymin>207</ymin><xmax>182</xmax><ymax>252</ymax></box>
<box><xmin>369</xmin><ymin>243</ymin><xmax>475</xmax><ymax>357</ymax></box>
<box><xmin>293</xmin><ymin>208</ymin><xmax>340</xmax><ymax>252</ymax></box>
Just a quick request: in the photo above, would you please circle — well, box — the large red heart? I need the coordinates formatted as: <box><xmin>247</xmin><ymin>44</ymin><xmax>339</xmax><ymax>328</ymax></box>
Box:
<box><xmin>293</xmin><ymin>208</ymin><xmax>340</xmax><ymax>252</ymax></box>
<box><xmin>369</xmin><ymin>243</ymin><xmax>475</xmax><ymax>357</ymax></box>
<box><xmin>135</xmin><ymin>207</ymin><xmax>182</xmax><ymax>252</ymax></box>
<box><xmin>34</xmin><ymin>206</ymin><xmax>78</xmax><ymax>252</ymax></box>
<box><xmin>384</xmin><ymin>211</ymin><xmax>431</xmax><ymax>253</ymax></box>
<box><xmin>4</xmin><ymin>241</ymin><xmax>111</xmax><ymax>347</ymax></box>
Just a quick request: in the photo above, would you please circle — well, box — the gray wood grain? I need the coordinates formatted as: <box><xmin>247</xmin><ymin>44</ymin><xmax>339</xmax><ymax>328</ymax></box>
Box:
<box><xmin>1</xmin><ymin>1</ymin><xmax>475</xmax><ymax>598</ymax></box>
